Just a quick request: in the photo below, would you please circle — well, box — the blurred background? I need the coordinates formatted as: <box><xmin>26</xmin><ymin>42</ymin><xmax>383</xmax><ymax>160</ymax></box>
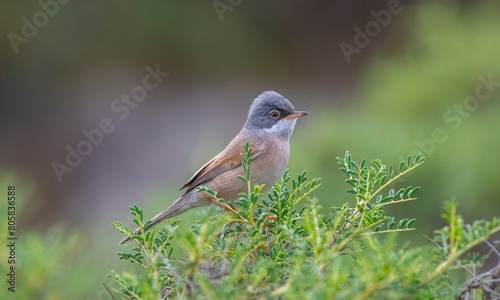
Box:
<box><xmin>1</xmin><ymin>0</ymin><xmax>500</xmax><ymax>298</ymax></box>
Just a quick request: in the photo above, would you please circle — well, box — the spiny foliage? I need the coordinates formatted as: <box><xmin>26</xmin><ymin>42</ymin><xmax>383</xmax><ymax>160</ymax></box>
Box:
<box><xmin>110</xmin><ymin>144</ymin><xmax>500</xmax><ymax>299</ymax></box>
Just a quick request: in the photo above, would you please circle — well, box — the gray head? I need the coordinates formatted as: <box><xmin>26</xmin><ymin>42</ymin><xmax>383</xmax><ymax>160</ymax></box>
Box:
<box><xmin>243</xmin><ymin>91</ymin><xmax>309</xmax><ymax>140</ymax></box>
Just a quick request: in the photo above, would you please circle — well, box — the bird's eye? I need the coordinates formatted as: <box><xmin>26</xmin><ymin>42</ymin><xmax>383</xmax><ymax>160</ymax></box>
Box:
<box><xmin>269</xmin><ymin>110</ymin><xmax>281</xmax><ymax>119</ymax></box>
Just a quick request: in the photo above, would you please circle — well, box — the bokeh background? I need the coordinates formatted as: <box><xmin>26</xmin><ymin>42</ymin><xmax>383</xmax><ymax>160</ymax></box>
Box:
<box><xmin>1</xmin><ymin>0</ymin><xmax>500</xmax><ymax>298</ymax></box>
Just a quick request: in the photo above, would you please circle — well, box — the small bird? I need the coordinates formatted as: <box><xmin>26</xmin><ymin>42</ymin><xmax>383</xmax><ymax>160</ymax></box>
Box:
<box><xmin>120</xmin><ymin>91</ymin><xmax>309</xmax><ymax>244</ymax></box>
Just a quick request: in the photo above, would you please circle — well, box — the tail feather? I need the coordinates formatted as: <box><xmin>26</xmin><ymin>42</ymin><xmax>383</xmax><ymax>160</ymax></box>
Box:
<box><xmin>119</xmin><ymin>196</ymin><xmax>190</xmax><ymax>245</ymax></box>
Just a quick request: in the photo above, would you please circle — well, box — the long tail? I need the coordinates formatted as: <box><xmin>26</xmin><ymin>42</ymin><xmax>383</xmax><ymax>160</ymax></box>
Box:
<box><xmin>119</xmin><ymin>195</ymin><xmax>190</xmax><ymax>245</ymax></box>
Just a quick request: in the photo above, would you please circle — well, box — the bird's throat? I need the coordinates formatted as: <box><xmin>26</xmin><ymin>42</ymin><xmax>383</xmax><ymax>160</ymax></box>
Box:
<box><xmin>263</xmin><ymin>119</ymin><xmax>297</xmax><ymax>140</ymax></box>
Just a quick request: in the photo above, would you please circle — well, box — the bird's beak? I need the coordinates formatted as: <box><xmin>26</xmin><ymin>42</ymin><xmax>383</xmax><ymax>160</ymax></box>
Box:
<box><xmin>283</xmin><ymin>111</ymin><xmax>310</xmax><ymax>120</ymax></box>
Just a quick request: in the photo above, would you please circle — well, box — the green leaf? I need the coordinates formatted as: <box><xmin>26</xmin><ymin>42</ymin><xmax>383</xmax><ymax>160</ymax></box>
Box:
<box><xmin>237</xmin><ymin>175</ymin><xmax>248</xmax><ymax>182</ymax></box>
<box><xmin>357</xmin><ymin>194</ymin><xmax>367</xmax><ymax>201</ymax></box>
<box><xmin>402</xmin><ymin>186</ymin><xmax>412</xmax><ymax>198</ymax></box>
<box><xmin>379</xmin><ymin>175</ymin><xmax>387</xmax><ymax>186</ymax></box>
<box><xmin>388</xmin><ymin>217</ymin><xmax>395</xmax><ymax>230</ymax></box>
<box><xmin>414</xmin><ymin>153</ymin><xmax>421</xmax><ymax>165</ymax></box>
<box><xmin>398</xmin><ymin>219</ymin><xmax>408</xmax><ymax>229</ymax></box>
<box><xmin>409</xmin><ymin>186</ymin><xmax>420</xmax><ymax>197</ymax></box>
<box><xmin>345</xmin><ymin>179</ymin><xmax>358</xmax><ymax>187</ymax></box>
<box><xmin>360</xmin><ymin>159</ymin><xmax>366</xmax><ymax>169</ymax></box>
<box><xmin>398</xmin><ymin>161</ymin><xmax>405</xmax><ymax>173</ymax></box>
<box><xmin>380</xmin><ymin>196</ymin><xmax>393</xmax><ymax>203</ymax></box>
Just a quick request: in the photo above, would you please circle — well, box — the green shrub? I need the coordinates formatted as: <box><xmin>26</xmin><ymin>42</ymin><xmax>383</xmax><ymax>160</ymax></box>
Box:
<box><xmin>0</xmin><ymin>175</ymin><xmax>85</xmax><ymax>299</ymax></box>
<box><xmin>110</xmin><ymin>145</ymin><xmax>500</xmax><ymax>299</ymax></box>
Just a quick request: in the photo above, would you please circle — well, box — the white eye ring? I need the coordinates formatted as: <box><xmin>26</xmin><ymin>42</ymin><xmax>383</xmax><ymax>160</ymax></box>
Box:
<box><xmin>270</xmin><ymin>110</ymin><xmax>281</xmax><ymax>119</ymax></box>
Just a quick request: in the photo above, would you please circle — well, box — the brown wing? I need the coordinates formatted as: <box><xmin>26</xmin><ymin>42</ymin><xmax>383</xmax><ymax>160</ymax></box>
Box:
<box><xmin>179</xmin><ymin>134</ymin><xmax>262</xmax><ymax>194</ymax></box>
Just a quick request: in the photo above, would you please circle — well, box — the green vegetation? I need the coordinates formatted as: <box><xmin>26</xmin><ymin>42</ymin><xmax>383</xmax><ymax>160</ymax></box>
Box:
<box><xmin>2</xmin><ymin>2</ymin><xmax>500</xmax><ymax>298</ymax></box>
<box><xmin>109</xmin><ymin>144</ymin><xmax>500</xmax><ymax>299</ymax></box>
<box><xmin>292</xmin><ymin>1</ymin><xmax>500</xmax><ymax>236</ymax></box>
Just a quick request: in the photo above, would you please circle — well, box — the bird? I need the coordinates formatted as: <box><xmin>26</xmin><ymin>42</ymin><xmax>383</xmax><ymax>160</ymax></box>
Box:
<box><xmin>119</xmin><ymin>91</ymin><xmax>309</xmax><ymax>244</ymax></box>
